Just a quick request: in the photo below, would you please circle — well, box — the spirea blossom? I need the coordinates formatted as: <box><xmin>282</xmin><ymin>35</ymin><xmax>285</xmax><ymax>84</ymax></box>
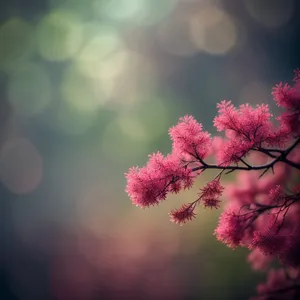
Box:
<box><xmin>278</xmin><ymin>227</ymin><xmax>300</xmax><ymax>268</ymax></box>
<box><xmin>125</xmin><ymin>68</ymin><xmax>300</xmax><ymax>299</ymax></box>
<box><xmin>213</xmin><ymin>101</ymin><xmax>272</xmax><ymax>142</ymax></box>
<box><xmin>169</xmin><ymin>203</ymin><xmax>197</xmax><ymax>225</ymax></box>
<box><xmin>213</xmin><ymin>101</ymin><xmax>289</xmax><ymax>165</ymax></box>
<box><xmin>247</xmin><ymin>248</ymin><xmax>272</xmax><ymax>271</ymax></box>
<box><xmin>125</xmin><ymin>152</ymin><xmax>194</xmax><ymax>208</ymax></box>
<box><xmin>272</xmin><ymin>72</ymin><xmax>300</xmax><ymax>135</ymax></box>
<box><xmin>268</xmin><ymin>185</ymin><xmax>284</xmax><ymax>204</ymax></box>
<box><xmin>214</xmin><ymin>209</ymin><xmax>246</xmax><ymax>248</ymax></box>
<box><xmin>199</xmin><ymin>179</ymin><xmax>224</xmax><ymax>208</ymax></box>
<box><xmin>169</xmin><ymin>115</ymin><xmax>211</xmax><ymax>160</ymax></box>
<box><xmin>253</xmin><ymin>268</ymin><xmax>300</xmax><ymax>300</ymax></box>
<box><xmin>251</xmin><ymin>231</ymin><xmax>287</xmax><ymax>256</ymax></box>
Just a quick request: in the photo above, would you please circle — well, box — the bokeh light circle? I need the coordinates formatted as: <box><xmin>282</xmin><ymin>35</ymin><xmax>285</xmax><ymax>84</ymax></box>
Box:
<box><xmin>7</xmin><ymin>63</ymin><xmax>52</xmax><ymax>116</ymax></box>
<box><xmin>97</xmin><ymin>0</ymin><xmax>178</xmax><ymax>26</ymax></box>
<box><xmin>244</xmin><ymin>0</ymin><xmax>294</xmax><ymax>28</ymax></box>
<box><xmin>37</xmin><ymin>10</ymin><xmax>82</xmax><ymax>61</ymax></box>
<box><xmin>61</xmin><ymin>66</ymin><xmax>107</xmax><ymax>112</ymax></box>
<box><xmin>75</xmin><ymin>24</ymin><xmax>126</xmax><ymax>82</ymax></box>
<box><xmin>48</xmin><ymin>101</ymin><xmax>99</xmax><ymax>136</ymax></box>
<box><xmin>0</xmin><ymin>18</ymin><xmax>34</xmax><ymax>73</ymax></box>
<box><xmin>157</xmin><ymin>16</ymin><xmax>199</xmax><ymax>57</ymax></box>
<box><xmin>0</xmin><ymin>138</ymin><xmax>43</xmax><ymax>194</ymax></box>
<box><xmin>189</xmin><ymin>7</ymin><xmax>237</xmax><ymax>55</ymax></box>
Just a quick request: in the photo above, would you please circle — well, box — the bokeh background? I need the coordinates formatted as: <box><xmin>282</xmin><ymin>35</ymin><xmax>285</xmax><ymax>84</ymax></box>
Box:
<box><xmin>1</xmin><ymin>0</ymin><xmax>300</xmax><ymax>299</ymax></box>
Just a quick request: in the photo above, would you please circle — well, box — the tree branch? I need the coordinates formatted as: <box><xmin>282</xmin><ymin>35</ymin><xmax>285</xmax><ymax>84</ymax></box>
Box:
<box><xmin>191</xmin><ymin>138</ymin><xmax>300</xmax><ymax>173</ymax></box>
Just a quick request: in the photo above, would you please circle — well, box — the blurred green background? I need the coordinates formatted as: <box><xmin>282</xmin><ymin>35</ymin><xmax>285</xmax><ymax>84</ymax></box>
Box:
<box><xmin>1</xmin><ymin>0</ymin><xmax>300</xmax><ymax>299</ymax></box>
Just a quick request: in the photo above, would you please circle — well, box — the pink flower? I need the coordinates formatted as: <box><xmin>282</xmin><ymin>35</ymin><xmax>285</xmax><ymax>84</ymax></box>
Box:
<box><xmin>255</xmin><ymin>269</ymin><xmax>299</xmax><ymax>300</ymax></box>
<box><xmin>199</xmin><ymin>179</ymin><xmax>224</xmax><ymax>209</ymax></box>
<box><xmin>272</xmin><ymin>82</ymin><xmax>295</xmax><ymax>109</ymax></box>
<box><xmin>273</xmin><ymin>76</ymin><xmax>300</xmax><ymax>135</ymax></box>
<box><xmin>279</xmin><ymin>226</ymin><xmax>300</xmax><ymax>268</ymax></box>
<box><xmin>169</xmin><ymin>115</ymin><xmax>211</xmax><ymax>160</ymax></box>
<box><xmin>125</xmin><ymin>152</ymin><xmax>194</xmax><ymax>208</ymax></box>
<box><xmin>202</xmin><ymin>198</ymin><xmax>221</xmax><ymax>209</ymax></box>
<box><xmin>250</xmin><ymin>231</ymin><xmax>287</xmax><ymax>256</ymax></box>
<box><xmin>214</xmin><ymin>101</ymin><xmax>272</xmax><ymax>144</ymax></box>
<box><xmin>213</xmin><ymin>100</ymin><xmax>290</xmax><ymax>164</ymax></box>
<box><xmin>267</xmin><ymin>185</ymin><xmax>284</xmax><ymax>204</ymax></box>
<box><xmin>293</xmin><ymin>68</ymin><xmax>300</xmax><ymax>82</ymax></box>
<box><xmin>169</xmin><ymin>203</ymin><xmax>196</xmax><ymax>225</ymax></box>
<box><xmin>247</xmin><ymin>248</ymin><xmax>272</xmax><ymax>271</ymax></box>
<box><xmin>125</xmin><ymin>68</ymin><xmax>300</xmax><ymax>300</ymax></box>
<box><xmin>214</xmin><ymin>209</ymin><xmax>246</xmax><ymax>248</ymax></box>
<box><xmin>216</xmin><ymin>139</ymin><xmax>254</xmax><ymax>166</ymax></box>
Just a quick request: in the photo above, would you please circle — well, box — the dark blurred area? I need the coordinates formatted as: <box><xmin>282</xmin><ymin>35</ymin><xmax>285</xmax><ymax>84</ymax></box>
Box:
<box><xmin>1</xmin><ymin>0</ymin><xmax>300</xmax><ymax>299</ymax></box>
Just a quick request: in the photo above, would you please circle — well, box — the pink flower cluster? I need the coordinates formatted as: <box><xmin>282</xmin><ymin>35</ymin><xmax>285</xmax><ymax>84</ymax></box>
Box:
<box><xmin>126</xmin><ymin>152</ymin><xmax>194</xmax><ymax>208</ymax></box>
<box><xmin>198</xmin><ymin>178</ymin><xmax>224</xmax><ymax>209</ymax></box>
<box><xmin>168</xmin><ymin>115</ymin><xmax>211</xmax><ymax>160</ymax></box>
<box><xmin>272</xmin><ymin>69</ymin><xmax>300</xmax><ymax>135</ymax></box>
<box><xmin>125</xmin><ymin>69</ymin><xmax>300</xmax><ymax>299</ymax></box>
<box><xmin>251</xmin><ymin>269</ymin><xmax>300</xmax><ymax>300</ymax></box>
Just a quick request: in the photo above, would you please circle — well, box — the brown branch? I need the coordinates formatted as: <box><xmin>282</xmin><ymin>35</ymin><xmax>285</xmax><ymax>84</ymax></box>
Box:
<box><xmin>191</xmin><ymin>138</ymin><xmax>300</xmax><ymax>173</ymax></box>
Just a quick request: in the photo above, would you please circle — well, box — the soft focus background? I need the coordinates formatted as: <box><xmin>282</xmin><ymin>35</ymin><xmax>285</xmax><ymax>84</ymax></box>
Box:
<box><xmin>1</xmin><ymin>0</ymin><xmax>300</xmax><ymax>299</ymax></box>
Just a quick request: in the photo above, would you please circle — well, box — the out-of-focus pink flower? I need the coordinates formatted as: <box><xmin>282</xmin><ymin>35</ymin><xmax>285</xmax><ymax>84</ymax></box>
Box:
<box><xmin>247</xmin><ymin>248</ymin><xmax>273</xmax><ymax>271</ymax></box>
<box><xmin>254</xmin><ymin>269</ymin><xmax>300</xmax><ymax>300</ymax></box>
<box><xmin>214</xmin><ymin>208</ymin><xmax>246</xmax><ymax>248</ymax></box>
